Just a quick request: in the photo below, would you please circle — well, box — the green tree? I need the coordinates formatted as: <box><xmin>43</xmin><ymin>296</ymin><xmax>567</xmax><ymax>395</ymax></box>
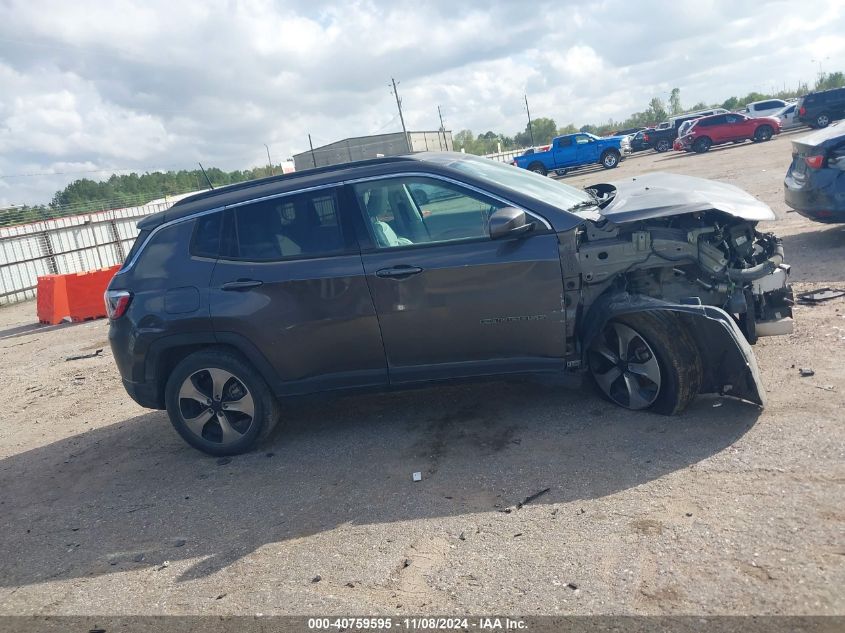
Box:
<box><xmin>669</xmin><ymin>88</ymin><xmax>683</xmax><ymax>115</ymax></box>
<box><xmin>648</xmin><ymin>97</ymin><xmax>668</xmax><ymax>124</ymax></box>
<box><xmin>721</xmin><ymin>96</ymin><xmax>740</xmax><ymax>110</ymax></box>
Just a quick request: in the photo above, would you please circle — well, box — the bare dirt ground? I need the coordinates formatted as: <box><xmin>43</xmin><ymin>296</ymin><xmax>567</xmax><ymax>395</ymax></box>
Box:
<box><xmin>0</xmin><ymin>131</ymin><xmax>843</xmax><ymax>616</ymax></box>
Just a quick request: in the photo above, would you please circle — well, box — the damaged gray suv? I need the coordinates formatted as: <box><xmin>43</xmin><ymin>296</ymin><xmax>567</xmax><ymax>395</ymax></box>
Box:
<box><xmin>107</xmin><ymin>153</ymin><xmax>794</xmax><ymax>455</ymax></box>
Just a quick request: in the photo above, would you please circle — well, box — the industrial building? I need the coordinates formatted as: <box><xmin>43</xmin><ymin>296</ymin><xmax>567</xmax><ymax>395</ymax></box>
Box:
<box><xmin>292</xmin><ymin>130</ymin><xmax>453</xmax><ymax>171</ymax></box>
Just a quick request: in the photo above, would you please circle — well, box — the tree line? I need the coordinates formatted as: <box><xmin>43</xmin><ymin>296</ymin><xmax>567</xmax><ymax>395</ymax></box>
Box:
<box><xmin>3</xmin><ymin>71</ymin><xmax>843</xmax><ymax>226</ymax></box>
<box><xmin>451</xmin><ymin>71</ymin><xmax>845</xmax><ymax>155</ymax></box>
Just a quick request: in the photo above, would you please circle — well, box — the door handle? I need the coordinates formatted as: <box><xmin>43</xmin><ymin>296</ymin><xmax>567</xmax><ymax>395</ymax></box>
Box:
<box><xmin>221</xmin><ymin>279</ymin><xmax>263</xmax><ymax>291</ymax></box>
<box><xmin>375</xmin><ymin>265</ymin><xmax>423</xmax><ymax>279</ymax></box>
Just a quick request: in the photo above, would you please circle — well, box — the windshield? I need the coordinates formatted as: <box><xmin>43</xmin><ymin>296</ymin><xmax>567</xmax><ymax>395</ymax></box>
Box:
<box><xmin>419</xmin><ymin>154</ymin><xmax>593</xmax><ymax>213</ymax></box>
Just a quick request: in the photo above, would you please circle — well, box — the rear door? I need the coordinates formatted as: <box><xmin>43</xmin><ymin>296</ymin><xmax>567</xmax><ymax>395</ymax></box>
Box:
<box><xmin>209</xmin><ymin>187</ymin><xmax>387</xmax><ymax>395</ymax></box>
<box><xmin>350</xmin><ymin>175</ymin><xmax>567</xmax><ymax>383</ymax></box>
<box><xmin>552</xmin><ymin>136</ymin><xmax>576</xmax><ymax>167</ymax></box>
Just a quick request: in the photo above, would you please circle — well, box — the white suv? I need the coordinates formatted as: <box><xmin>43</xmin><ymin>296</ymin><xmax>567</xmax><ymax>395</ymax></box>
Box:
<box><xmin>745</xmin><ymin>99</ymin><xmax>788</xmax><ymax>118</ymax></box>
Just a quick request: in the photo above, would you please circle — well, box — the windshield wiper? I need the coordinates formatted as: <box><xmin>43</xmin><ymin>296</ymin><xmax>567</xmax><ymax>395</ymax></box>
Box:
<box><xmin>569</xmin><ymin>199</ymin><xmax>599</xmax><ymax>212</ymax></box>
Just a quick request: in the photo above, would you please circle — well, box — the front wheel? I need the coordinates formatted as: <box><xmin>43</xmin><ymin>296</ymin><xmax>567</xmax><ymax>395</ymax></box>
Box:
<box><xmin>692</xmin><ymin>137</ymin><xmax>712</xmax><ymax>153</ymax></box>
<box><xmin>753</xmin><ymin>125</ymin><xmax>773</xmax><ymax>142</ymax></box>
<box><xmin>588</xmin><ymin>312</ymin><xmax>702</xmax><ymax>415</ymax></box>
<box><xmin>600</xmin><ymin>150</ymin><xmax>620</xmax><ymax>169</ymax></box>
<box><xmin>165</xmin><ymin>349</ymin><xmax>280</xmax><ymax>456</ymax></box>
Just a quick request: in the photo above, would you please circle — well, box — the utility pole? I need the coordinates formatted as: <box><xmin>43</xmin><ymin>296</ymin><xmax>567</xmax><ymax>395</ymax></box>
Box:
<box><xmin>308</xmin><ymin>134</ymin><xmax>317</xmax><ymax>168</ymax></box>
<box><xmin>524</xmin><ymin>94</ymin><xmax>535</xmax><ymax>147</ymax></box>
<box><xmin>264</xmin><ymin>144</ymin><xmax>274</xmax><ymax>176</ymax></box>
<box><xmin>437</xmin><ymin>105</ymin><xmax>448</xmax><ymax>150</ymax></box>
<box><xmin>391</xmin><ymin>77</ymin><xmax>410</xmax><ymax>152</ymax></box>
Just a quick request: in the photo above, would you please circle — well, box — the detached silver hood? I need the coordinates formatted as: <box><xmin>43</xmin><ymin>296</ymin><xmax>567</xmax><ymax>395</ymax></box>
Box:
<box><xmin>591</xmin><ymin>172</ymin><xmax>776</xmax><ymax>223</ymax></box>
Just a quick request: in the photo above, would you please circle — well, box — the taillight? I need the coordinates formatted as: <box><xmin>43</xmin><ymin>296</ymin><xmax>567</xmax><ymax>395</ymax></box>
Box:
<box><xmin>799</xmin><ymin>106</ymin><xmax>806</xmax><ymax>116</ymax></box>
<box><xmin>105</xmin><ymin>289</ymin><xmax>133</xmax><ymax>319</ymax></box>
<box><xmin>804</xmin><ymin>155</ymin><xmax>825</xmax><ymax>169</ymax></box>
<box><xmin>643</xmin><ymin>133</ymin><xmax>650</xmax><ymax>141</ymax></box>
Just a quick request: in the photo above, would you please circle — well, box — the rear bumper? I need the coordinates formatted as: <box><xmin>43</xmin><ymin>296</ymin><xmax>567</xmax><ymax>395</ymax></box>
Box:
<box><xmin>784</xmin><ymin>170</ymin><xmax>845</xmax><ymax>223</ymax></box>
<box><xmin>122</xmin><ymin>378</ymin><xmax>163</xmax><ymax>409</ymax></box>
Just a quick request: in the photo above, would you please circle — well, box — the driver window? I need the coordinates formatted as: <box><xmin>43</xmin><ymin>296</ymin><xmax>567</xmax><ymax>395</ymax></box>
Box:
<box><xmin>353</xmin><ymin>177</ymin><xmax>507</xmax><ymax>249</ymax></box>
<box><xmin>575</xmin><ymin>135</ymin><xmax>591</xmax><ymax>144</ymax></box>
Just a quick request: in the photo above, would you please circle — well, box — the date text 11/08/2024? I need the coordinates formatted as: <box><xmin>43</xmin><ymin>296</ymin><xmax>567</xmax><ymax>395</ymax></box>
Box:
<box><xmin>307</xmin><ymin>617</ymin><xmax>528</xmax><ymax>630</ymax></box>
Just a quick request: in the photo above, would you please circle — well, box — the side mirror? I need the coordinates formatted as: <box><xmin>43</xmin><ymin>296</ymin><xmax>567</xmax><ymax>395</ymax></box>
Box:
<box><xmin>489</xmin><ymin>207</ymin><xmax>535</xmax><ymax>240</ymax></box>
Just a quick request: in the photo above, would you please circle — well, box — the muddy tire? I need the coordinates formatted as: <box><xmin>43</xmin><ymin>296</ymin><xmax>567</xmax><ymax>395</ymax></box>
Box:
<box><xmin>165</xmin><ymin>349</ymin><xmax>280</xmax><ymax>456</ymax></box>
<box><xmin>588</xmin><ymin>311</ymin><xmax>702</xmax><ymax>415</ymax></box>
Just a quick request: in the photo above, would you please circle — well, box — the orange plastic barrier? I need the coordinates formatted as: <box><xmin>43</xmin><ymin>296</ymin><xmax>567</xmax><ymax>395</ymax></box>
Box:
<box><xmin>36</xmin><ymin>265</ymin><xmax>121</xmax><ymax>324</ymax></box>
<box><xmin>66</xmin><ymin>265</ymin><xmax>121</xmax><ymax>322</ymax></box>
<box><xmin>36</xmin><ymin>274</ymin><xmax>71</xmax><ymax>325</ymax></box>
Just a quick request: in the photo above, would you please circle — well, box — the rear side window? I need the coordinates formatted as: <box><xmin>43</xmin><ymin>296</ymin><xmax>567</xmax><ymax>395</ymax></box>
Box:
<box><xmin>122</xmin><ymin>229</ymin><xmax>151</xmax><ymax>268</ymax></box>
<box><xmin>228</xmin><ymin>189</ymin><xmax>347</xmax><ymax>261</ymax></box>
<box><xmin>191</xmin><ymin>212</ymin><xmax>223</xmax><ymax>258</ymax></box>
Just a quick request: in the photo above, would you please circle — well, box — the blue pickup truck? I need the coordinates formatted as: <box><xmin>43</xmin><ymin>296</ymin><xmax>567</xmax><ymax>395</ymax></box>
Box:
<box><xmin>512</xmin><ymin>132</ymin><xmax>632</xmax><ymax>175</ymax></box>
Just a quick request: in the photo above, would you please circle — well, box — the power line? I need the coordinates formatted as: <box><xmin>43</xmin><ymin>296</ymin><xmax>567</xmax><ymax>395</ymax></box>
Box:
<box><xmin>390</xmin><ymin>77</ymin><xmax>410</xmax><ymax>152</ymax></box>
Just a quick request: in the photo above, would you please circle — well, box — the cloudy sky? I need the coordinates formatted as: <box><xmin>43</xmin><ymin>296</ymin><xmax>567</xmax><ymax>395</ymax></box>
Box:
<box><xmin>1</xmin><ymin>0</ymin><xmax>843</xmax><ymax>206</ymax></box>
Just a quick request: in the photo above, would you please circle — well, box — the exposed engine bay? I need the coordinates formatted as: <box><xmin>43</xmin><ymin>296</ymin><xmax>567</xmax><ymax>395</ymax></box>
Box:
<box><xmin>576</xmin><ymin>180</ymin><xmax>794</xmax><ymax>343</ymax></box>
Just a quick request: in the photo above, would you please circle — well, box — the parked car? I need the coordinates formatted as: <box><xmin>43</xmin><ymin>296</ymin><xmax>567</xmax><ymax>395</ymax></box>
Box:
<box><xmin>511</xmin><ymin>132</ymin><xmax>631</xmax><ymax>175</ymax></box>
<box><xmin>744</xmin><ymin>99</ymin><xmax>789</xmax><ymax>118</ymax></box>
<box><xmin>672</xmin><ymin>119</ymin><xmax>698</xmax><ymax>151</ymax></box>
<box><xmin>773</xmin><ymin>103</ymin><xmax>803</xmax><ymax>131</ymax></box>
<box><xmin>649</xmin><ymin>108</ymin><xmax>729</xmax><ymax>152</ymax></box>
<box><xmin>630</xmin><ymin>128</ymin><xmax>653</xmax><ymax>152</ymax></box>
<box><xmin>784</xmin><ymin>122</ymin><xmax>845</xmax><ymax>222</ymax></box>
<box><xmin>679</xmin><ymin>112</ymin><xmax>780</xmax><ymax>153</ymax></box>
<box><xmin>107</xmin><ymin>152</ymin><xmax>794</xmax><ymax>455</ymax></box>
<box><xmin>796</xmin><ymin>87</ymin><xmax>845</xmax><ymax>129</ymax></box>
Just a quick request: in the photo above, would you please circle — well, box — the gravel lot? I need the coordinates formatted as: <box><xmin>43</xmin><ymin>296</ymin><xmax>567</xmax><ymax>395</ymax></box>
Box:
<box><xmin>0</xmin><ymin>131</ymin><xmax>843</xmax><ymax>616</ymax></box>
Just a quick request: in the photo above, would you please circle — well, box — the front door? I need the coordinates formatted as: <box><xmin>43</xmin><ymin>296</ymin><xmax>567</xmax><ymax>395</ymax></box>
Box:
<box><xmin>209</xmin><ymin>187</ymin><xmax>387</xmax><ymax>395</ymax></box>
<box><xmin>350</xmin><ymin>175</ymin><xmax>567</xmax><ymax>383</ymax></box>
<box><xmin>574</xmin><ymin>134</ymin><xmax>599</xmax><ymax>163</ymax></box>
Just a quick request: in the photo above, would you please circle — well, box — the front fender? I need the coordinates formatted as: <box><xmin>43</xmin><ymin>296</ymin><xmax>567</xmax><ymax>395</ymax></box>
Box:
<box><xmin>580</xmin><ymin>293</ymin><xmax>765</xmax><ymax>406</ymax></box>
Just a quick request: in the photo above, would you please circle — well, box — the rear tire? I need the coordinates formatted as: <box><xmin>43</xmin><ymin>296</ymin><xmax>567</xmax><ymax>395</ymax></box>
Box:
<box><xmin>600</xmin><ymin>150</ymin><xmax>620</xmax><ymax>169</ymax></box>
<box><xmin>588</xmin><ymin>311</ymin><xmax>702</xmax><ymax>415</ymax></box>
<box><xmin>692</xmin><ymin>137</ymin><xmax>712</xmax><ymax>153</ymax></box>
<box><xmin>527</xmin><ymin>162</ymin><xmax>547</xmax><ymax>176</ymax></box>
<box><xmin>815</xmin><ymin>113</ymin><xmax>830</xmax><ymax>128</ymax></box>
<box><xmin>165</xmin><ymin>349</ymin><xmax>280</xmax><ymax>456</ymax></box>
<box><xmin>655</xmin><ymin>139</ymin><xmax>671</xmax><ymax>153</ymax></box>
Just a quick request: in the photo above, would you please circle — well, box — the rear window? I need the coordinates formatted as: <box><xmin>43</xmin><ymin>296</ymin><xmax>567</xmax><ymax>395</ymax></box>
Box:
<box><xmin>191</xmin><ymin>212</ymin><xmax>223</xmax><ymax>258</ymax></box>
<box><xmin>122</xmin><ymin>229</ymin><xmax>151</xmax><ymax>268</ymax></box>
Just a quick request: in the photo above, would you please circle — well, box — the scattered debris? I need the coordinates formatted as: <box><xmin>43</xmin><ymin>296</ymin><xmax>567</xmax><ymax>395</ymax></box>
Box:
<box><xmin>311</xmin><ymin>574</ymin><xmax>322</xmax><ymax>583</ymax></box>
<box><xmin>566</xmin><ymin>582</ymin><xmax>579</xmax><ymax>590</ymax></box>
<box><xmin>217</xmin><ymin>457</ymin><xmax>232</xmax><ymax>466</ymax></box>
<box><xmin>402</xmin><ymin>559</ymin><xmax>411</xmax><ymax>568</ymax></box>
<box><xmin>814</xmin><ymin>385</ymin><xmax>835</xmax><ymax>392</ymax></box>
<box><xmin>513</xmin><ymin>533</ymin><xmax>523</xmax><ymax>538</ymax></box>
<box><xmin>799</xmin><ymin>368</ymin><xmax>815</xmax><ymax>377</ymax></box>
<box><xmin>174</xmin><ymin>539</ymin><xmax>186</xmax><ymax>548</ymax></box>
<box><xmin>517</xmin><ymin>487</ymin><xmax>551</xmax><ymax>509</ymax></box>
<box><xmin>412</xmin><ymin>471</ymin><xmax>422</xmax><ymax>482</ymax></box>
<box><xmin>685</xmin><ymin>512</ymin><xmax>693</xmax><ymax>517</ymax></box>
<box><xmin>797</xmin><ymin>288</ymin><xmax>845</xmax><ymax>305</ymax></box>
<box><xmin>216</xmin><ymin>593</ymin><xmax>226</xmax><ymax>600</ymax></box>
<box><xmin>89</xmin><ymin>628</ymin><xmax>106</xmax><ymax>633</ymax></box>
<box><xmin>157</xmin><ymin>560</ymin><xmax>170</xmax><ymax>570</ymax></box>
<box><xmin>713</xmin><ymin>401</ymin><xmax>723</xmax><ymax>408</ymax></box>
<box><xmin>345</xmin><ymin>582</ymin><xmax>355</xmax><ymax>588</ymax></box>
<box><xmin>133</xmin><ymin>553</ymin><xmax>145</xmax><ymax>563</ymax></box>
<box><xmin>265</xmin><ymin>452</ymin><xmax>275</xmax><ymax>458</ymax></box>
<box><xmin>65</xmin><ymin>349</ymin><xmax>103</xmax><ymax>361</ymax></box>
<box><xmin>459</xmin><ymin>532</ymin><xmax>466</xmax><ymax>541</ymax></box>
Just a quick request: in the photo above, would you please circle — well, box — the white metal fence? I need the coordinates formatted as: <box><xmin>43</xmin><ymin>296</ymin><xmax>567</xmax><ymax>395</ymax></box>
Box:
<box><xmin>0</xmin><ymin>202</ymin><xmax>167</xmax><ymax>305</ymax></box>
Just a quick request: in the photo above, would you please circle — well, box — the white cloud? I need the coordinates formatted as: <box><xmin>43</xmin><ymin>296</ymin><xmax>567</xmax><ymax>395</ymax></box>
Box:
<box><xmin>0</xmin><ymin>0</ymin><xmax>844</xmax><ymax>205</ymax></box>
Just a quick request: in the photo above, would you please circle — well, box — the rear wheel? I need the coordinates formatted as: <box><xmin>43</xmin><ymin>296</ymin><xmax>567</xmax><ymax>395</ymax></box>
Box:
<box><xmin>753</xmin><ymin>125</ymin><xmax>773</xmax><ymax>142</ymax></box>
<box><xmin>815</xmin><ymin>113</ymin><xmax>830</xmax><ymax>128</ymax></box>
<box><xmin>655</xmin><ymin>139</ymin><xmax>671</xmax><ymax>153</ymax></box>
<box><xmin>527</xmin><ymin>162</ymin><xmax>547</xmax><ymax>176</ymax></box>
<box><xmin>165</xmin><ymin>349</ymin><xmax>280</xmax><ymax>456</ymax></box>
<box><xmin>588</xmin><ymin>312</ymin><xmax>702</xmax><ymax>415</ymax></box>
<box><xmin>692</xmin><ymin>137</ymin><xmax>712</xmax><ymax>153</ymax></box>
<box><xmin>600</xmin><ymin>150</ymin><xmax>620</xmax><ymax>169</ymax></box>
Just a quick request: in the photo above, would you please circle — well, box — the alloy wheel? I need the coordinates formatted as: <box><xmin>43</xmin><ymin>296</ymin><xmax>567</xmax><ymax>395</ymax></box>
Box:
<box><xmin>589</xmin><ymin>322</ymin><xmax>662</xmax><ymax>410</ymax></box>
<box><xmin>817</xmin><ymin>114</ymin><xmax>830</xmax><ymax>127</ymax></box>
<box><xmin>177</xmin><ymin>368</ymin><xmax>255</xmax><ymax>445</ymax></box>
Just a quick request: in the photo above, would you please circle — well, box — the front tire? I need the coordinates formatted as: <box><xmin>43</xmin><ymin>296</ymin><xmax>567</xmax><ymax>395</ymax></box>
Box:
<box><xmin>588</xmin><ymin>312</ymin><xmax>702</xmax><ymax>415</ymax></box>
<box><xmin>165</xmin><ymin>349</ymin><xmax>280</xmax><ymax>456</ymax></box>
<box><xmin>753</xmin><ymin>125</ymin><xmax>773</xmax><ymax>142</ymax></box>
<box><xmin>692</xmin><ymin>137</ymin><xmax>712</xmax><ymax>153</ymax></box>
<box><xmin>600</xmin><ymin>150</ymin><xmax>620</xmax><ymax>169</ymax></box>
